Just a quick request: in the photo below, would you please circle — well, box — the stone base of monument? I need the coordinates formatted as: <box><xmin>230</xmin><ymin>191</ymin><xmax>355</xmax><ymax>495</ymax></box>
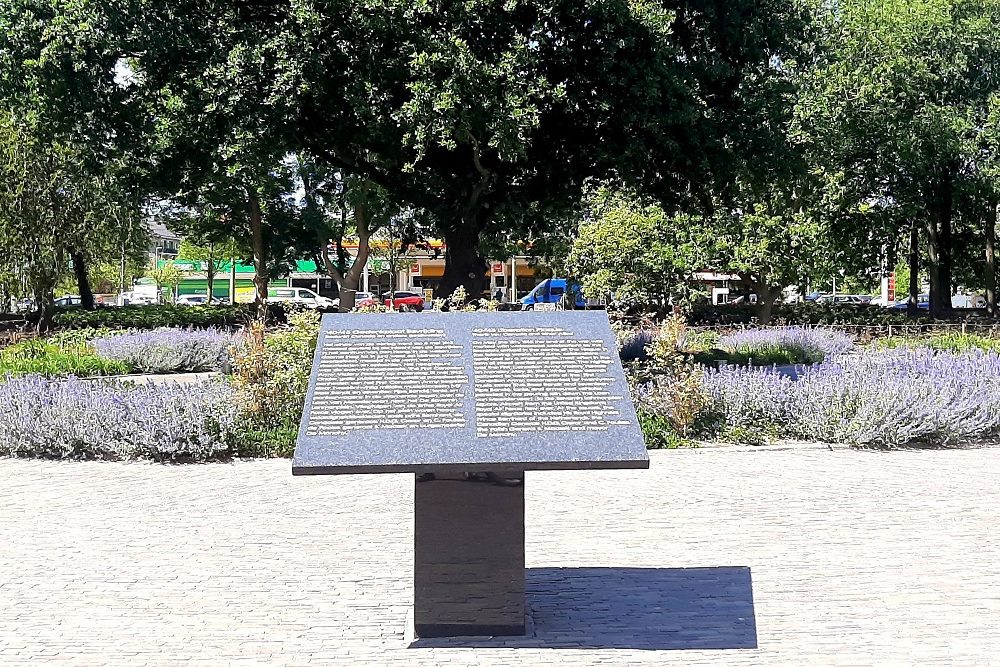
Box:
<box><xmin>404</xmin><ymin>606</ymin><xmax>536</xmax><ymax>648</ymax></box>
<box><xmin>412</xmin><ymin>470</ymin><xmax>526</xmax><ymax>638</ymax></box>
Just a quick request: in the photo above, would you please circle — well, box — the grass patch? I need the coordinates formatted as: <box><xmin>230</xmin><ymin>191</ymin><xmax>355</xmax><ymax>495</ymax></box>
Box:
<box><xmin>877</xmin><ymin>332</ymin><xmax>1000</xmax><ymax>354</ymax></box>
<box><xmin>0</xmin><ymin>340</ymin><xmax>130</xmax><ymax>379</ymax></box>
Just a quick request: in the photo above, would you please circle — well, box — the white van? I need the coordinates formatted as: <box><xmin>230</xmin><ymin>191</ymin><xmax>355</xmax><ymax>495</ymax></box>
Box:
<box><xmin>267</xmin><ymin>287</ymin><xmax>336</xmax><ymax>310</ymax></box>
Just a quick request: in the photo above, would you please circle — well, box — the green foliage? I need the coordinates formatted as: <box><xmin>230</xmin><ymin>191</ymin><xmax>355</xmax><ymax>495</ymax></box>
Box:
<box><xmin>568</xmin><ymin>190</ymin><xmax>708</xmax><ymax>305</ymax></box>
<box><xmin>796</xmin><ymin>0</ymin><xmax>1000</xmax><ymax>317</ymax></box>
<box><xmin>0</xmin><ymin>0</ymin><xmax>811</xmax><ymax>298</ymax></box>
<box><xmin>632</xmin><ymin>315</ymin><xmax>712</xmax><ymax>437</ymax></box>
<box><xmin>148</xmin><ymin>261</ymin><xmax>183</xmax><ymax>302</ymax></box>
<box><xmin>694</xmin><ymin>346</ymin><xmax>806</xmax><ymax>367</ymax></box>
<box><xmin>231</xmin><ymin>425</ymin><xmax>298</xmax><ymax>459</ymax></box>
<box><xmin>53</xmin><ymin>305</ymin><xmax>250</xmax><ymax>330</ymax></box>
<box><xmin>0</xmin><ymin>340</ymin><xmax>129</xmax><ymax>379</ymax></box>
<box><xmin>686</xmin><ymin>303</ymin><xmax>932</xmax><ymax>327</ymax></box>
<box><xmin>229</xmin><ymin>310</ymin><xmax>319</xmax><ymax>439</ymax></box>
<box><xmin>877</xmin><ymin>332</ymin><xmax>1000</xmax><ymax>353</ymax></box>
<box><xmin>637</xmin><ymin>410</ymin><xmax>695</xmax><ymax>449</ymax></box>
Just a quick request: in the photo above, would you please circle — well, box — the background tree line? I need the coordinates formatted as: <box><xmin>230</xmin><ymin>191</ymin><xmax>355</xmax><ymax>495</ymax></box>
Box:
<box><xmin>0</xmin><ymin>0</ymin><xmax>997</xmax><ymax>324</ymax></box>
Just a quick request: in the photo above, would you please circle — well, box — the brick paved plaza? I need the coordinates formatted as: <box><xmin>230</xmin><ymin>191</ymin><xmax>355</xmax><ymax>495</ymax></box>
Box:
<box><xmin>2</xmin><ymin>446</ymin><xmax>999</xmax><ymax>666</ymax></box>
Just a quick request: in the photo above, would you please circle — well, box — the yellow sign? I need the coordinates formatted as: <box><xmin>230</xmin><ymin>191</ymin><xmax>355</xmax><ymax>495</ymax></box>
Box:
<box><xmin>235</xmin><ymin>287</ymin><xmax>256</xmax><ymax>304</ymax></box>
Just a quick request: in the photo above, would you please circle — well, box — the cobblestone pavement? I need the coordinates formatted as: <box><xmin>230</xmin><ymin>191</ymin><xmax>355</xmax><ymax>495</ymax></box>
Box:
<box><xmin>2</xmin><ymin>447</ymin><xmax>999</xmax><ymax>666</ymax></box>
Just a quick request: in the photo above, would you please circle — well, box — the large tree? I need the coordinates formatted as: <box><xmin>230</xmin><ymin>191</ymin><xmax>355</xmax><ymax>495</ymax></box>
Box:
<box><xmin>2</xmin><ymin>0</ymin><xmax>811</xmax><ymax>300</ymax></box>
<box><xmin>0</xmin><ymin>115</ymin><xmax>91</xmax><ymax>331</ymax></box>
<box><xmin>796</xmin><ymin>0</ymin><xmax>1000</xmax><ymax>318</ymax></box>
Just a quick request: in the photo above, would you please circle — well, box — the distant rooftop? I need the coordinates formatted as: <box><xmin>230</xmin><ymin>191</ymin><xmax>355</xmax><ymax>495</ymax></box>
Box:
<box><xmin>147</xmin><ymin>221</ymin><xmax>181</xmax><ymax>242</ymax></box>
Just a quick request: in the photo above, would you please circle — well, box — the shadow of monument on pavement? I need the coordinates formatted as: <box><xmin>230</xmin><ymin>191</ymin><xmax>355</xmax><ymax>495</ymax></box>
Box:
<box><xmin>409</xmin><ymin>566</ymin><xmax>757</xmax><ymax>650</ymax></box>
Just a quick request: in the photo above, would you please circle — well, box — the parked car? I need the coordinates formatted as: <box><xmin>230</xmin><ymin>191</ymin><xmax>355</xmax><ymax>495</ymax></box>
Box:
<box><xmin>890</xmin><ymin>294</ymin><xmax>930</xmax><ymax>310</ymax></box>
<box><xmin>53</xmin><ymin>295</ymin><xmax>82</xmax><ymax>308</ymax></box>
<box><xmin>519</xmin><ymin>278</ymin><xmax>586</xmax><ymax>310</ymax></box>
<box><xmin>267</xmin><ymin>287</ymin><xmax>337</xmax><ymax>310</ymax></box>
<box><xmin>803</xmin><ymin>291</ymin><xmax>825</xmax><ymax>302</ymax></box>
<box><xmin>952</xmin><ymin>294</ymin><xmax>986</xmax><ymax>309</ymax></box>
<box><xmin>353</xmin><ymin>291</ymin><xmax>377</xmax><ymax>308</ymax></box>
<box><xmin>117</xmin><ymin>291</ymin><xmax>158</xmax><ymax>306</ymax></box>
<box><xmin>176</xmin><ymin>294</ymin><xmax>225</xmax><ymax>306</ymax></box>
<box><xmin>815</xmin><ymin>294</ymin><xmax>869</xmax><ymax>306</ymax></box>
<box><xmin>14</xmin><ymin>298</ymin><xmax>36</xmax><ymax>313</ymax></box>
<box><xmin>335</xmin><ymin>291</ymin><xmax>372</xmax><ymax>309</ymax></box>
<box><xmin>384</xmin><ymin>291</ymin><xmax>425</xmax><ymax>311</ymax></box>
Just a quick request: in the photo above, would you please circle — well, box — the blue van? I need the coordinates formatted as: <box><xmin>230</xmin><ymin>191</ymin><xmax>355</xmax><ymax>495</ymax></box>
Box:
<box><xmin>519</xmin><ymin>278</ymin><xmax>587</xmax><ymax>309</ymax></box>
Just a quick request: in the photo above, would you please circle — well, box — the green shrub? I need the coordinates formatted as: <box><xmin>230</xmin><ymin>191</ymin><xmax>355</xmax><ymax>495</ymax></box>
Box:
<box><xmin>53</xmin><ymin>304</ymin><xmax>251</xmax><ymax>330</ymax></box>
<box><xmin>687</xmin><ymin>302</ymin><xmax>932</xmax><ymax>326</ymax></box>
<box><xmin>877</xmin><ymin>332</ymin><xmax>1000</xmax><ymax>354</ymax></box>
<box><xmin>0</xmin><ymin>340</ymin><xmax>130</xmax><ymax>379</ymax></box>
<box><xmin>230</xmin><ymin>310</ymin><xmax>319</xmax><ymax>446</ymax></box>
<box><xmin>638</xmin><ymin>410</ymin><xmax>695</xmax><ymax>449</ymax></box>
<box><xmin>695</xmin><ymin>346</ymin><xmax>803</xmax><ymax>367</ymax></box>
<box><xmin>232</xmin><ymin>425</ymin><xmax>298</xmax><ymax>458</ymax></box>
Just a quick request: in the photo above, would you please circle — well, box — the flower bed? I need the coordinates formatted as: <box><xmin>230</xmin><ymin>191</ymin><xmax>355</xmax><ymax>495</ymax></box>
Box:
<box><xmin>701</xmin><ymin>349</ymin><xmax>1000</xmax><ymax>447</ymax></box>
<box><xmin>91</xmin><ymin>327</ymin><xmax>239</xmax><ymax>374</ymax></box>
<box><xmin>713</xmin><ymin>326</ymin><xmax>854</xmax><ymax>365</ymax></box>
<box><xmin>0</xmin><ymin>375</ymin><xmax>238</xmax><ymax>460</ymax></box>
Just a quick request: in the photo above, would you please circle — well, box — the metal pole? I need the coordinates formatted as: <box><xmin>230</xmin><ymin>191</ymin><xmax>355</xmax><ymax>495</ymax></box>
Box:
<box><xmin>229</xmin><ymin>257</ymin><xmax>237</xmax><ymax>303</ymax></box>
<box><xmin>510</xmin><ymin>256</ymin><xmax>516</xmax><ymax>302</ymax></box>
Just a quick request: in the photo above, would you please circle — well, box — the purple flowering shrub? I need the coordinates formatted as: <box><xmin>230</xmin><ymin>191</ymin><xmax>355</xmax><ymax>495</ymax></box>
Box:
<box><xmin>702</xmin><ymin>349</ymin><xmax>1000</xmax><ymax>447</ymax></box>
<box><xmin>717</xmin><ymin>327</ymin><xmax>855</xmax><ymax>365</ymax></box>
<box><xmin>91</xmin><ymin>327</ymin><xmax>240</xmax><ymax>374</ymax></box>
<box><xmin>0</xmin><ymin>375</ymin><xmax>238</xmax><ymax>460</ymax></box>
<box><xmin>617</xmin><ymin>327</ymin><xmax>656</xmax><ymax>361</ymax></box>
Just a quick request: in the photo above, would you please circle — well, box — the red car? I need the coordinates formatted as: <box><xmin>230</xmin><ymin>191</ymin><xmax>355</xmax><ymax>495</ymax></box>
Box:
<box><xmin>384</xmin><ymin>291</ymin><xmax>425</xmax><ymax>311</ymax></box>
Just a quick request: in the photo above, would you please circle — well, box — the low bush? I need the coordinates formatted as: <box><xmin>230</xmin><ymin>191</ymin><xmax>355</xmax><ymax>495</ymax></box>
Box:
<box><xmin>233</xmin><ymin>424</ymin><xmax>299</xmax><ymax>458</ymax></box>
<box><xmin>636</xmin><ymin>409</ymin><xmax>694</xmax><ymax>449</ymax></box>
<box><xmin>686</xmin><ymin>303</ymin><xmax>932</xmax><ymax>326</ymax></box>
<box><xmin>53</xmin><ymin>304</ymin><xmax>251</xmax><ymax>330</ymax></box>
<box><xmin>230</xmin><ymin>310</ymin><xmax>319</xmax><ymax>441</ymax></box>
<box><xmin>91</xmin><ymin>327</ymin><xmax>239</xmax><ymax>374</ymax></box>
<box><xmin>616</xmin><ymin>326</ymin><xmax>656</xmax><ymax>362</ymax></box>
<box><xmin>700</xmin><ymin>349</ymin><xmax>1000</xmax><ymax>447</ymax></box>
<box><xmin>876</xmin><ymin>332</ymin><xmax>1000</xmax><ymax>354</ymax></box>
<box><xmin>0</xmin><ymin>375</ymin><xmax>238</xmax><ymax>460</ymax></box>
<box><xmin>710</xmin><ymin>327</ymin><xmax>855</xmax><ymax>366</ymax></box>
<box><xmin>628</xmin><ymin>314</ymin><xmax>712</xmax><ymax>443</ymax></box>
<box><xmin>0</xmin><ymin>340</ymin><xmax>129</xmax><ymax>379</ymax></box>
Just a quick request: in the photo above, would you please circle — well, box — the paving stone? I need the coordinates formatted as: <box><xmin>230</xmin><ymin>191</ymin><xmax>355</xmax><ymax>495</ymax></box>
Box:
<box><xmin>1</xmin><ymin>447</ymin><xmax>999</xmax><ymax>665</ymax></box>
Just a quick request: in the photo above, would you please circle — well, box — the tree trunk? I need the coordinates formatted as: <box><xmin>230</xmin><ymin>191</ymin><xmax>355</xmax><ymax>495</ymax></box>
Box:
<box><xmin>926</xmin><ymin>176</ymin><xmax>954</xmax><ymax>319</ymax></box>
<box><xmin>986</xmin><ymin>203</ymin><xmax>997</xmax><ymax>317</ymax></box>
<box><xmin>754</xmin><ymin>283</ymin><xmax>781</xmax><ymax>324</ymax></box>
<box><xmin>249</xmin><ymin>191</ymin><xmax>269</xmax><ymax>317</ymax></box>
<box><xmin>337</xmin><ymin>202</ymin><xmax>372</xmax><ymax>313</ymax></box>
<box><xmin>437</xmin><ymin>226</ymin><xmax>488</xmax><ymax>301</ymax></box>
<box><xmin>907</xmin><ymin>221</ymin><xmax>920</xmax><ymax>318</ymax></box>
<box><xmin>33</xmin><ymin>282</ymin><xmax>55</xmax><ymax>335</ymax></box>
<box><xmin>71</xmin><ymin>251</ymin><xmax>95</xmax><ymax>310</ymax></box>
<box><xmin>206</xmin><ymin>265</ymin><xmax>215</xmax><ymax>302</ymax></box>
<box><xmin>119</xmin><ymin>244</ymin><xmax>128</xmax><ymax>294</ymax></box>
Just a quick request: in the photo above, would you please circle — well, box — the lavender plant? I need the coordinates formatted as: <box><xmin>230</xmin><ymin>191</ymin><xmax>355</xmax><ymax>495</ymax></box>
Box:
<box><xmin>617</xmin><ymin>327</ymin><xmax>656</xmax><ymax>362</ymax></box>
<box><xmin>92</xmin><ymin>327</ymin><xmax>239</xmax><ymax>374</ymax></box>
<box><xmin>702</xmin><ymin>349</ymin><xmax>1000</xmax><ymax>447</ymax></box>
<box><xmin>0</xmin><ymin>375</ymin><xmax>238</xmax><ymax>460</ymax></box>
<box><xmin>717</xmin><ymin>327</ymin><xmax>855</xmax><ymax>365</ymax></box>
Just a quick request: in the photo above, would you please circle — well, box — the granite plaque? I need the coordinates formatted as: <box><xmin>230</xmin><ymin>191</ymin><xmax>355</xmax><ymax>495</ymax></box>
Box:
<box><xmin>292</xmin><ymin>311</ymin><xmax>648</xmax><ymax>475</ymax></box>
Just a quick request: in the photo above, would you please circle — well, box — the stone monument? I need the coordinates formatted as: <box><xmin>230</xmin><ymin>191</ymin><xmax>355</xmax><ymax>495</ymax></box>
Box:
<box><xmin>293</xmin><ymin>311</ymin><xmax>648</xmax><ymax>638</ymax></box>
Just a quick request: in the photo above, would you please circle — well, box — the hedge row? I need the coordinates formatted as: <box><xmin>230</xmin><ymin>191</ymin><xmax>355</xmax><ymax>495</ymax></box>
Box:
<box><xmin>53</xmin><ymin>304</ymin><xmax>252</xmax><ymax>330</ymax></box>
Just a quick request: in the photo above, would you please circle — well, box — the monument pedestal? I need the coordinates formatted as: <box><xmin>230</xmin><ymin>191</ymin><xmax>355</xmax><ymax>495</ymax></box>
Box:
<box><xmin>413</xmin><ymin>470</ymin><xmax>525</xmax><ymax>638</ymax></box>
